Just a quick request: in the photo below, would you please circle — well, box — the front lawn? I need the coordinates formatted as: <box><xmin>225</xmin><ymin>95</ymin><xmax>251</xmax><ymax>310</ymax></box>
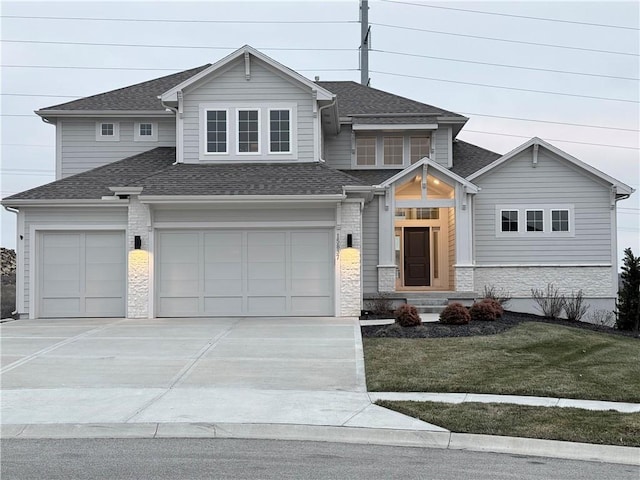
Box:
<box><xmin>364</xmin><ymin>322</ymin><xmax>640</xmax><ymax>402</ymax></box>
<box><xmin>377</xmin><ymin>401</ymin><xmax>640</xmax><ymax>447</ymax></box>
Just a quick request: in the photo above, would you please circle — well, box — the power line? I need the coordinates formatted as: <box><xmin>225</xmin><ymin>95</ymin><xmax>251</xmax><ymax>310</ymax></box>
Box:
<box><xmin>371</xmin><ymin>70</ymin><xmax>640</xmax><ymax>103</ymax></box>
<box><xmin>1</xmin><ymin>93</ymin><xmax>79</xmax><ymax>98</ymax></box>
<box><xmin>371</xmin><ymin>23</ymin><xmax>639</xmax><ymax>57</ymax></box>
<box><xmin>458</xmin><ymin>113</ymin><xmax>639</xmax><ymax>133</ymax></box>
<box><xmin>1</xmin><ymin>39</ymin><xmax>357</xmax><ymax>52</ymax></box>
<box><xmin>381</xmin><ymin>0</ymin><xmax>640</xmax><ymax>31</ymax></box>
<box><xmin>372</xmin><ymin>49</ymin><xmax>639</xmax><ymax>81</ymax></box>
<box><xmin>0</xmin><ymin>14</ymin><xmax>357</xmax><ymax>25</ymax></box>
<box><xmin>0</xmin><ymin>64</ymin><xmax>357</xmax><ymax>73</ymax></box>
<box><xmin>461</xmin><ymin>130</ymin><xmax>639</xmax><ymax>150</ymax></box>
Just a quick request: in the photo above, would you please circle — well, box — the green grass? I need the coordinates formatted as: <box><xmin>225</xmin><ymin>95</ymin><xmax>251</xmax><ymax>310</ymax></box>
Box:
<box><xmin>377</xmin><ymin>401</ymin><xmax>640</xmax><ymax>447</ymax></box>
<box><xmin>364</xmin><ymin>322</ymin><xmax>640</xmax><ymax>402</ymax></box>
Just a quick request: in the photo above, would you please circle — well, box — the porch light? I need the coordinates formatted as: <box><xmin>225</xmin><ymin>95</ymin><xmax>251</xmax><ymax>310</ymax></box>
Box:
<box><xmin>134</xmin><ymin>235</ymin><xmax>142</xmax><ymax>250</ymax></box>
<box><xmin>347</xmin><ymin>234</ymin><xmax>353</xmax><ymax>248</ymax></box>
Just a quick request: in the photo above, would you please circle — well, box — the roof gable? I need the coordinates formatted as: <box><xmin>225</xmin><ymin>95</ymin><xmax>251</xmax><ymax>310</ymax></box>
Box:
<box><xmin>161</xmin><ymin>45</ymin><xmax>334</xmax><ymax>103</ymax></box>
<box><xmin>379</xmin><ymin>157</ymin><xmax>479</xmax><ymax>193</ymax></box>
<box><xmin>468</xmin><ymin>137</ymin><xmax>634</xmax><ymax>195</ymax></box>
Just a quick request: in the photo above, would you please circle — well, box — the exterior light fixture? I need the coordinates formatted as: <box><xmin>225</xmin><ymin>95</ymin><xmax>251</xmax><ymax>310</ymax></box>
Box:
<box><xmin>134</xmin><ymin>235</ymin><xmax>142</xmax><ymax>250</ymax></box>
<box><xmin>347</xmin><ymin>234</ymin><xmax>353</xmax><ymax>248</ymax></box>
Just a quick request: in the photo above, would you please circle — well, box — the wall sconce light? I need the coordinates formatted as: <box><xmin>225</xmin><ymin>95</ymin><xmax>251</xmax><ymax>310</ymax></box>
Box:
<box><xmin>134</xmin><ymin>235</ymin><xmax>142</xmax><ymax>250</ymax></box>
<box><xmin>347</xmin><ymin>234</ymin><xmax>353</xmax><ymax>248</ymax></box>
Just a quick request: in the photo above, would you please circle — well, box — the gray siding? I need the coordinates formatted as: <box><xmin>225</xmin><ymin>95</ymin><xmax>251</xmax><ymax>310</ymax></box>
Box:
<box><xmin>182</xmin><ymin>57</ymin><xmax>316</xmax><ymax>163</ymax></box>
<box><xmin>473</xmin><ymin>149</ymin><xmax>612</xmax><ymax>264</ymax></box>
<box><xmin>324</xmin><ymin>126</ymin><xmax>352</xmax><ymax>169</ymax></box>
<box><xmin>22</xmin><ymin>207</ymin><xmax>128</xmax><ymax>314</ymax></box>
<box><xmin>433</xmin><ymin>127</ymin><xmax>450</xmax><ymax>167</ymax></box>
<box><xmin>60</xmin><ymin>118</ymin><xmax>175</xmax><ymax>177</ymax></box>
<box><xmin>448</xmin><ymin>206</ymin><xmax>455</xmax><ymax>290</ymax></box>
<box><xmin>362</xmin><ymin>197</ymin><xmax>379</xmax><ymax>293</ymax></box>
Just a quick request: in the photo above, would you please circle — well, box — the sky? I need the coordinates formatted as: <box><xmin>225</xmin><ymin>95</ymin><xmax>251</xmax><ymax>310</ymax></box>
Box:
<box><xmin>1</xmin><ymin>0</ymin><xmax>639</xmax><ymax>268</ymax></box>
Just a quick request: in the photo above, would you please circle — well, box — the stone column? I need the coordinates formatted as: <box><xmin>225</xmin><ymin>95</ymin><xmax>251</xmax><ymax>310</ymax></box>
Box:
<box><xmin>127</xmin><ymin>196</ymin><xmax>151</xmax><ymax>318</ymax></box>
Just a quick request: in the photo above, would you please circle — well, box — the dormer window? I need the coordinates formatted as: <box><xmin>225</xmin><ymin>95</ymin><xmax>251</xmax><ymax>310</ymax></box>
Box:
<box><xmin>206</xmin><ymin>110</ymin><xmax>228</xmax><ymax>154</ymax></box>
<box><xmin>237</xmin><ymin>109</ymin><xmax>260</xmax><ymax>154</ymax></box>
<box><xmin>95</xmin><ymin>121</ymin><xmax>119</xmax><ymax>141</ymax></box>
<box><xmin>353</xmin><ymin>133</ymin><xmax>432</xmax><ymax>168</ymax></box>
<box><xmin>269</xmin><ymin>109</ymin><xmax>291</xmax><ymax>153</ymax></box>
<box><xmin>410</xmin><ymin>137</ymin><xmax>431</xmax><ymax>164</ymax></box>
<box><xmin>134</xmin><ymin>121</ymin><xmax>158</xmax><ymax>142</ymax></box>
<box><xmin>383</xmin><ymin>137</ymin><xmax>403</xmax><ymax>166</ymax></box>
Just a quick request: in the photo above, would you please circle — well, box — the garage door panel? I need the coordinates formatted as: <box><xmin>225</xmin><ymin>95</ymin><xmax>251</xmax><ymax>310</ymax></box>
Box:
<box><xmin>158</xmin><ymin>297</ymin><xmax>199</xmax><ymax>317</ymax></box>
<box><xmin>157</xmin><ymin>228</ymin><xmax>333</xmax><ymax>317</ymax></box>
<box><xmin>85</xmin><ymin>297</ymin><xmax>124</xmax><ymax>316</ymax></box>
<box><xmin>41</xmin><ymin>298</ymin><xmax>81</xmax><ymax>316</ymax></box>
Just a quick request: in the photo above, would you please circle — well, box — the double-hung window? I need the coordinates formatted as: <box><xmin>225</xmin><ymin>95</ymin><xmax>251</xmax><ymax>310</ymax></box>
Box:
<box><xmin>238</xmin><ymin>109</ymin><xmax>260</xmax><ymax>154</ymax></box>
<box><xmin>383</xmin><ymin>136</ymin><xmax>403</xmax><ymax>166</ymax></box>
<box><xmin>410</xmin><ymin>137</ymin><xmax>430</xmax><ymax>164</ymax></box>
<box><xmin>206</xmin><ymin>110</ymin><xmax>228</xmax><ymax>154</ymax></box>
<box><xmin>526</xmin><ymin>210</ymin><xmax>544</xmax><ymax>232</ymax></box>
<box><xmin>356</xmin><ymin>137</ymin><xmax>376</xmax><ymax>166</ymax></box>
<box><xmin>269</xmin><ymin>109</ymin><xmax>290</xmax><ymax>153</ymax></box>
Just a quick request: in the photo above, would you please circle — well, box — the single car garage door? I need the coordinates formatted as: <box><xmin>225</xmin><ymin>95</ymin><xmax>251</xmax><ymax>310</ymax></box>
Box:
<box><xmin>156</xmin><ymin>229</ymin><xmax>334</xmax><ymax>317</ymax></box>
<box><xmin>39</xmin><ymin>231</ymin><xmax>126</xmax><ymax>318</ymax></box>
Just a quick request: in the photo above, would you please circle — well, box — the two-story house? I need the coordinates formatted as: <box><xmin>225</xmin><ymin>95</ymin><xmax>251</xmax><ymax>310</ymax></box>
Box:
<box><xmin>2</xmin><ymin>45</ymin><xmax>634</xmax><ymax>319</ymax></box>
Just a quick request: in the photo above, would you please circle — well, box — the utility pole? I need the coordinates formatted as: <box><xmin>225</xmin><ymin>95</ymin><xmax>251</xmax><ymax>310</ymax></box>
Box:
<box><xmin>360</xmin><ymin>0</ymin><xmax>370</xmax><ymax>86</ymax></box>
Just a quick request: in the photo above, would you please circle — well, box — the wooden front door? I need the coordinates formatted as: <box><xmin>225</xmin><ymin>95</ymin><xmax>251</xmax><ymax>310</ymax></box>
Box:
<box><xmin>404</xmin><ymin>227</ymin><xmax>430</xmax><ymax>286</ymax></box>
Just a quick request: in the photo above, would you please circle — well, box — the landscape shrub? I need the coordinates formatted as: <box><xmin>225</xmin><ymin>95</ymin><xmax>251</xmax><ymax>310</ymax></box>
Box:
<box><xmin>531</xmin><ymin>284</ymin><xmax>565</xmax><ymax>319</ymax></box>
<box><xmin>615</xmin><ymin>248</ymin><xmax>640</xmax><ymax>332</ymax></box>
<box><xmin>564</xmin><ymin>290</ymin><xmax>589</xmax><ymax>322</ymax></box>
<box><xmin>587</xmin><ymin>309</ymin><xmax>616</xmax><ymax>328</ymax></box>
<box><xmin>394</xmin><ymin>303</ymin><xmax>422</xmax><ymax>327</ymax></box>
<box><xmin>367</xmin><ymin>293</ymin><xmax>394</xmax><ymax>317</ymax></box>
<box><xmin>439</xmin><ymin>302</ymin><xmax>471</xmax><ymax>325</ymax></box>
<box><xmin>482</xmin><ymin>285</ymin><xmax>512</xmax><ymax>308</ymax></box>
<box><xmin>470</xmin><ymin>301</ymin><xmax>498</xmax><ymax>321</ymax></box>
<box><xmin>479</xmin><ymin>298</ymin><xmax>504</xmax><ymax>318</ymax></box>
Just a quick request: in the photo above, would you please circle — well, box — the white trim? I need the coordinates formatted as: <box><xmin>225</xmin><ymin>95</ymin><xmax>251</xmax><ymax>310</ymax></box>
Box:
<box><xmin>236</xmin><ymin>108</ymin><xmax>261</xmax><ymax>155</ymax></box>
<box><xmin>160</xmin><ymin>45</ymin><xmax>334</xmax><ymax>102</ymax></box>
<box><xmin>524</xmin><ymin>208</ymin><xmax>544</xmax><ymax>233</ymax></box>
<box><xmin>499</xmin><ymin>208</ymin><xmax>519</xmax><ymax>233</ymax></box>
<box><xmin>38</xmin><ymin>110</ymin><xmax>174</xmax><ymax>118</ymax></box>
<box><xmin>468</xmin><ymin>137</ymin><xmax>635</xmax><ymax>195</ymax></box>
<box><xmin>495</xmin><ymin>204</ymin><xmax>575</xmax><ymax>238</ymax></box>
<box><xmin>134</xmin><ymin>121</ymin><xmax>158</xmax><ymax>142</ymax></box>
<box><xmin>352</xmin><ymin>123</ymin><xmax>438</xmax><ymax>131</ymax></box>
<box><xmin>55</xmin><ymin>120</ymin><xmax>62</xmax><ymax>179</ymax></box>
<box><xmin>447</xmin><ymin>126</ymin><xmax>453</xmax><ymax>168</ymax></box>
<box><xmin>16</xmin><ymin>210</ymin><xmax>25</xmax><ymax>314</ymax></box>
<box><xmin>611</xmin><ymin>204</ymin><xmax>618</xmax><ymax>296</ymax></box>
<box><xmin>473</xmin><ymin>263</ymin><xmax>613</xmax><ymax>268</ymax></box>
<box><xmin>267</xmin><ymin>107</ymin><xmax>293</xmax><ymax>154</ymax></box>
<box><xmin>154</xmin><ymin>221</ymin><xmax>337</xmax><ymax>229</ymax></box>
<box><xmin>28</xmin><ymin>224</ymin><xmax>126</xmax><ymax>319</ymax></box>
<box><xmin>201</xmin><ymin>107</ymin><xmax>229</xmax><ymax>156</ymax></box>
<box><xmin>2</xmin><ymin>200</ymin><xmax>129</xmax><ymax>207</ymax></box>
<box><xmin>379</xmin><ymin>157</ymin><xmax>479</xmax><ymax>193</ymax></box>
<box><xmin>95</xmin><ymin>121</ymin><xmax>120</xmax><ymax>141</ymax></box>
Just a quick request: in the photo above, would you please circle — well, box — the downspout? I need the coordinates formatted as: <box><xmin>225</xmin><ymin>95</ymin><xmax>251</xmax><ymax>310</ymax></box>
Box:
<box><xmin>3</xmin><ymin>206</ymin><xmax>20</xmax><ymax>317</ymax></box>
<box><xmin>317</xmin><ymin>96</ymin><xmax>337</xmax><ymax>163</ymax></box>
<box><xmin>160</xmin><ymin>94</ymin><xmax>181</xmax><ymax>165</ymax></box>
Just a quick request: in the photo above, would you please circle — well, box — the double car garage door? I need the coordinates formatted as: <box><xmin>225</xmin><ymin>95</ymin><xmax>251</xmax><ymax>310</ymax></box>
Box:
<box><xmin>38</xmin><ymin>229</ymin><xmax>334</xmax><ymax>317</ymax></box>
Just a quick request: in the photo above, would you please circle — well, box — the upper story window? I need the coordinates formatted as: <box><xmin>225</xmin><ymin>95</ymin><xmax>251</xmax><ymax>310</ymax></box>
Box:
<box><xmin>356</xmin><ymin>137</ymin><xmax>376</xmax><ymax>166</ymax></box>
<box><xmin>206</xmin><ymin>110</ymin><xmax>228</xmax><ymax>154</ymax></box>
<box><xmin>501</xmin><ymin>210</ymin><xmax>519</xmax><ymax>232</ymax></box>
<box><xmin>95</xmin><ymin>121</ymin><xmax>119</xmax><ymax>141</ymax></box>
<box><xmin>410</xmin><ymin>137</ymin><xmax>431</xmax><ymax>164</ymax></box>
<box><xmin>269</xmin><ymin>109</ymin><xmax>291</xmax><ymax>153</ymax></box>
<box><xmin>134</xmin><ymin>121</ymin><xmax>158</xmax><ymax>142</ymax></box>
<box><xmin>238</xmin><ymin>109</ymin><xmax>260</xmax><ymax>154</ymax></box>
<box><xmin>552</xmin><ymin>209</ymin><xmax>570</xmax><ymax>232</ymax></box>
<box><xmin>383</xmin><ymin>137</ymin><xmax>404</xmax><ymax>166</ymax></box>
<box><xmin>526</xmin><ymin>210</ymin><xmax>544</xmax><ymax>232</ymax></box>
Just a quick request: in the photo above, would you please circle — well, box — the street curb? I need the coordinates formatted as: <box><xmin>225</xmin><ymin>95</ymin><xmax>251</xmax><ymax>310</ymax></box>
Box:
<box><xmin>2</xmin><ymin>422</ymin><xmax>638</xmax><ymax>466</ymax></box>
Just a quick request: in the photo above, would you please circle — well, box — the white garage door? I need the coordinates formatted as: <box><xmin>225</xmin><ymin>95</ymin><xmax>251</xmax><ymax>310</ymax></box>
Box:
<box><xmin>157</xmin><ymin>229</ymin><xmax>334</xmax><ymax>317</ymax></box>
<box><xmin>39</xmin><ymin>231</ymin><xmax>126</xmax><ymax>318</ymax></box>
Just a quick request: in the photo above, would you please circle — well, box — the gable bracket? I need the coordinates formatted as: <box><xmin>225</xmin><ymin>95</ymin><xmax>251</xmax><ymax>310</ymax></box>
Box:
<box><xmin>532</xmin><ymin>143</ymin><xmax>539</xmax><ymax>168</ymax></box>
<box><xmin>244</xmin><ymin>51</ymin><xmax>251</xmax><ymax>81</ymax></box>
<box><xmin>176</xmin><ymin>91</ymin><xmax>184</xmax><ymax>118</ymax></box>
<box><xmin>610</xmin><ymin>186</ymin><xmax>617</xmax><ymax>210</ymax></box>
<box><xmin>462</xmin><ymin>185</ymin><xmax>468</xmax><ymax>210</ymax></box>
<box><xmin>312</xmin><ymin>90</ymin><xmax>318</xmax><ymax>117</ymax></box>
<box><xmin>421</xmin><ymin>164</ymin><xmax>428</xmax><ymax>199</ymax></box>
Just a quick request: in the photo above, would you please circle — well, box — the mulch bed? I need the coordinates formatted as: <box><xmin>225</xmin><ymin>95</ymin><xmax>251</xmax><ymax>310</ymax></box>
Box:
<box><xmin>361</xmin><ymin>311</ymin><xmax>640</xmax><ymax>339</ymax></box>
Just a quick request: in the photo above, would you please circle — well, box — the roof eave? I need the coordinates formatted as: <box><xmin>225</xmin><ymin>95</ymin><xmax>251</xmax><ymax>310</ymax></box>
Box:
<box><xmin>36</xmin><ymin>110</ymin><xmax>174</xmax><ymax>118</ymax></box>
<box><xmin>139</xmin><ymin>194</ymin><xmax>346</xmax><ymax>204</ymax></box>
<box><xmin>0</xmin><ymin>199</ymin><xmax>129</xmax><ymax>207</ymax></box>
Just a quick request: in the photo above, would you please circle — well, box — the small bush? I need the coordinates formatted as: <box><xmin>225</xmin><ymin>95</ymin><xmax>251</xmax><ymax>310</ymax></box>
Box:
<box><xmin>367</xmin><ymin>293</ymin><xmax>394</xmax><ymax>316</ymax></box>
<box><xmin>439</xmin><ymin>302</ymin><xmax>471</xmax><ymax>325</ymax></box>
<box><xmin>479</xmin><ymin>298</ymin><xmax>504</xmax><ymax>318</ymax></box>
<box><xmin>564</xmin><ymin>290</ymin><xmax>589</xmax><ymax>322</ymax></box>
<box><xmin>587</xmin><ymin>309</ymin><xmax>616</xmax><ymax>328</ymax></box>
<box><xmin>482</xmin><ymin>285</ymin><xmax>512</xmax><ymax>308</ymax></box>
<box><xmin>394</xmin><ymin>303</ymin><xmax>422</xmax><ymax>327</ymax></box>
<box><xmin>470</xmin><ymin>301</ymin><xmax>498</xmax><ymax>321</ymax></box>
<box><xmin>531</xmin><ymin>284</ymin><xmax>566</xmax><ymax>319</ymax></box>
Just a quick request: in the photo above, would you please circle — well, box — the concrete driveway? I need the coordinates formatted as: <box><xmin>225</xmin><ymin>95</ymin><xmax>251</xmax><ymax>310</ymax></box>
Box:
<box><xmin>0</xmin><ymin>317</ymin><xmax>441</xmax><ymax>435</ymax></box>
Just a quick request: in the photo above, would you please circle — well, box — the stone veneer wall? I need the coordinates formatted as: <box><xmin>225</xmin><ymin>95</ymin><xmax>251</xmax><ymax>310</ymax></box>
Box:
<box><xmin>127</xmin><ymin>196</ymin><xmax>150</xmax><ymax>318</ymax></box>
<box><xmin>377</xmin><ymin>266</ymin><xmax>397</xmax><ymax>293</ymax></box>
<box><xmin>339</xmin><ymin>202</ymin><xmax>362</xmax><ymax>316</ymax></box>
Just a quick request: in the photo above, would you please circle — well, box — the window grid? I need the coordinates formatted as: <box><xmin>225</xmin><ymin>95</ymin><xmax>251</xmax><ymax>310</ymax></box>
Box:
<box><xmin>383</xmin><ymin>136</ymin><xmax>404</xmax><ymax>165</ymax></box>
<box><xmin>101</xmin><ymin>123</ymin><xmax>114</xmax><ymax>136</ymax></box>
<box><xmin>526</xmin><ymin>210</ymin><xmax>544</xmax><ymax>232</ymax></box>
<box><xmin>139</xmin><ymin>123</ymin><xmax>153</xmax><ymax>136</ymax></box>
<box><xmin>410</xmin><ymin>137</ymin><xmax>430</xmax><ymax>164</ymax></box>
<box><xmin>501</xmin><ymin>210</ymin><xmax>518</xmax><ymax>232</ymax></box>
<box><xmin>206</xmin><ymin>110</ymin><xmax>227</xmax><ymax>153</ymax></box>
<box><xmin>552</xmin><ymin>209</ymin><xmax>570</xmax><ymax>232</ymax></box>
<box><xmin>238</xmin><ymin>109</ymin><xmax>260</xmax><ymax>153</ymax></box>
<box><xmin>356</xmin><ymin>137</ymin><xmax>376</xmax><ymax>166</ymax></box>
<box><xmin>269</xmin><ymin>110</ymin><xmax>290</xmax><ymax>153</ymax></box>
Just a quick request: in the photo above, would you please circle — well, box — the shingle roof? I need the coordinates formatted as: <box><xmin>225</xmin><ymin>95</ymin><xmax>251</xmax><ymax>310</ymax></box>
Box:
<box><xmin>2</xmin><ymin>148</ymin><xmax>366</xmax><ymax>201</ymax></box>
<box><xmin>340</xmin><ymin>169</ymin><xmax>402</xmax><ymax>185</ymax></box>
<box><xmin>450</xmin><ymin>140</ymin><xmax>502</xmax><ymax>178</ymax></box>
<box><xmin>316</xmin><ymin>81</ymin><xmax>465</xmax><ymax>119</ymax></box>
<box><xmin>39</xmin><ymin>65</ymin><xmax>211</xmax><ymax>111</ymax></box>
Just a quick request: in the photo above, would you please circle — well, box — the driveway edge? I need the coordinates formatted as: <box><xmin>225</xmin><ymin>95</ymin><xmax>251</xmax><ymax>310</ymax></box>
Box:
<box><xmin>2</xmin><ymin>422</ymin><xmax>638</xmax><ymax>466</ymax></box>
